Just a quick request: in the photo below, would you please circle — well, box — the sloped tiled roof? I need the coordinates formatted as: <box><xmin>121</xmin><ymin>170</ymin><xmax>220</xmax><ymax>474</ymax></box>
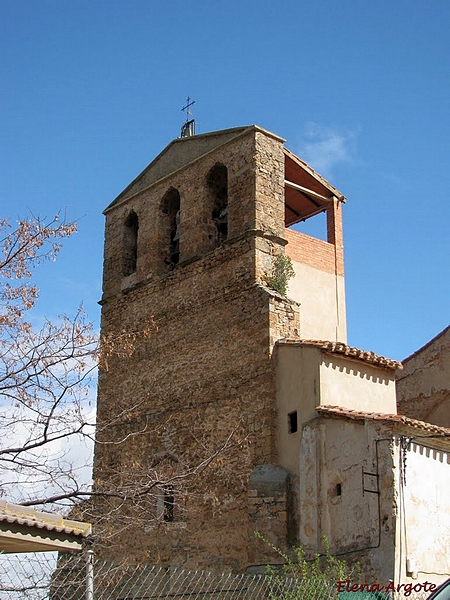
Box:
<box><xmin>317</xmin><ymin>405</ymin><xmax>450</xmax><ymax>436</ymax></box>
<box><xmin>0</xmin><ymin>500</ymin><xmax>91</xmax><ymax>537</ymax></box>
<box><xmin>277</xmin><ymin>339</ymin><xmax>402</xmax><ymax>371</ymax></box>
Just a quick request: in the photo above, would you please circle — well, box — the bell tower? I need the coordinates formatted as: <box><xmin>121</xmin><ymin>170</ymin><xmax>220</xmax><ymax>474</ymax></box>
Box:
<box><xmin>93</xmin><ymin>125</ymin><xmax>346</xmax><ymax>569</ymax></box>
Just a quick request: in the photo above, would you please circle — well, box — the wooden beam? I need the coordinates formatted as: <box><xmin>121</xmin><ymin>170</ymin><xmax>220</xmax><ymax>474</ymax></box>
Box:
<box><xmin>285</xmin><ymin>179</ymin><xmax>333</xmax><ymax>203</ymax></box>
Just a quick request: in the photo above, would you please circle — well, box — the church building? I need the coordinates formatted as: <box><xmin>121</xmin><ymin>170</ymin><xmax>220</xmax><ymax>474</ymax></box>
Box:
<box><xmin>93</xmin><ymin>124</ymin><xmax>450</xmax><ymax>587</ymax></box>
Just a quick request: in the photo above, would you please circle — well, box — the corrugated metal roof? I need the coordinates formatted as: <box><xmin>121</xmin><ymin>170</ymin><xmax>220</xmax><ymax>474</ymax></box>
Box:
<box><xmin>0</xmin><ymin>500</ymin><xmax>91</xmax><ymax>538</ymax></box>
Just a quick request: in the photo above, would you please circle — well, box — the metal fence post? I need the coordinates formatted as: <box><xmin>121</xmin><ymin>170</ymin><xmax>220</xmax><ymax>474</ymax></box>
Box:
<box><xmin>86</xmin><ymin>549</ymin><xmax>94</xmax><ymax>600</ymax></box>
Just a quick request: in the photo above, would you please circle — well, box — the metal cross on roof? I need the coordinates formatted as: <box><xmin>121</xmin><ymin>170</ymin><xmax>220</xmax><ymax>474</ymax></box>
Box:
<box><xmin>180</xmin><ymin>97</ymin><xmax>196</xmax><ymax>137</ymax></box>
<box><xmin>181</xmin><ymin>96</ymin><xmax>195</xmax><ymax>117</ymax></box>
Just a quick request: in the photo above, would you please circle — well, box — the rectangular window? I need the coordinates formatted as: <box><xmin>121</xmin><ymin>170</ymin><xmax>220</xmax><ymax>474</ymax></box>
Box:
<box><xmin>163</xmin><ymin>486</ymin><xmax>175</xmax><ymax>522</ymax></box>
<box><xmin>288</xmin><ymin>411</ymin><xmax>298</xmax><ymax>434</ymax></box>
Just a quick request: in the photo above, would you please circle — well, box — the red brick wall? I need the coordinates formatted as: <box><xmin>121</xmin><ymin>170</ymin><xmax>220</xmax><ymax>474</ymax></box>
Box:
<box><xmin>285</xmin><ymin>199</ymin><xmax>344</xmax><ymax>277</ymax></box>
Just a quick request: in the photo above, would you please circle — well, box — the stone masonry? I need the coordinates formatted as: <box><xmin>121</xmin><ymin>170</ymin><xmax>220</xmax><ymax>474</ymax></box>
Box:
<box><xmin>93</xmin><ymin>125</ymin><xmax>346</xmax><ymax>570</ymax></box>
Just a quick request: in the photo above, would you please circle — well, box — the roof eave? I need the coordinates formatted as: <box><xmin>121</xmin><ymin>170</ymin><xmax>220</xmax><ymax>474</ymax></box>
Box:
<box><xmin>276</xmin><ymin>339</ymin><xmax>402</xmax><ymax>371</ymax></box>
<box><xmin>284</xmin><ymin>147</ymin><xmax>346</xmax><ymax>203</ymax></box>
<box><xmin>316</xmin><ymin>405</ymin><xmax>450</xmax><ymax>439</ymax></box>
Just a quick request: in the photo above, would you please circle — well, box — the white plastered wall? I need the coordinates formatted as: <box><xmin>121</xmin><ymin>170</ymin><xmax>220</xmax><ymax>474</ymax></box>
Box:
<box><xmin>394</xmin><ymin>439</ymin><xmax>450</xmax><ymax>588</ymax></box>
<box><xmin>298</xmin><ymin>419</ymin><xmax>397</xmax><ymax>582</ymax></box>
<box><xmin>287</xmin><ymin>260</ymin><xmax>347</xmax><ymax>343</ymax></box>
<box><xmin>319</xmin><ymin>355</ymin><xmax>397</xmax><ymax>415</ymax></box>
<box><xmin>275</xmin><ymin>345</ymin><xmax>397</xmax><ymax>478</ymax></box>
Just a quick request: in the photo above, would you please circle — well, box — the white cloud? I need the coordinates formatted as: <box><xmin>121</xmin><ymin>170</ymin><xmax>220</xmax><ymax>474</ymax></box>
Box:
<box><xmin>295</xmin><ymin>122</ymin><xmax>357</xmax><ymax>178</ymax></box>
<box><xmin>0</xmin><ymin>398</ymin><xmax>96</xmax><ymax>508</ymax></box>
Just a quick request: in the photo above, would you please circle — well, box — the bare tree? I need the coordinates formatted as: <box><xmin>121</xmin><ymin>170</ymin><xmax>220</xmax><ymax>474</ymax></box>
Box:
<box><xmin>0</xmin><ymin>214</ymin><xmax>162</xmax><ymax>511</ymax></box>
<box><xmin>0</xmin><ymin>215</ymin><xmax>246</xmax><ymax>540</ymax></box>
<box><xmin>0</xmin><ymin>214</ymin><xmax>97</xmax><ymax>506</ymax></box>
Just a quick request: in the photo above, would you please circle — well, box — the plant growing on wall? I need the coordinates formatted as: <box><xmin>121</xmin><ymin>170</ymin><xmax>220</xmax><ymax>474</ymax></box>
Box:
<box><xmin>265</xmin><ymin>253</ymin><xmax>295</xmax><ymax>296</ymax></box>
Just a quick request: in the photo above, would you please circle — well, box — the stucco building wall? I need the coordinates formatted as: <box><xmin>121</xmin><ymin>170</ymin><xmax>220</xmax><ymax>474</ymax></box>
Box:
<box><xmin>320</xmin><ymin>356</ymin><xmax>397</xmax><ymax>414</ymax></box>
<box><xmin>394</xmin><ymin>439</ymin><xmax>450</xmax><ymax>587</ymax></box>
<box><xmin>275</xmin><ymin>343</ymin><xmax>397</xmax><ymax>479</ymax></box>
<box><xmin>298</xmin><ymin>417</ymin><xmax>450</xmax><ymax>587</ymax></box>
<box><xmin>287</xmin><ymin>258</ymin><xmax>346</xmax><ymax>343</ymax></box>
<box><xmin>274</xmin><ymin>342</ymin><xmax>401</xmax><ymax>581</ymax></box>
<box><xmin>299</xmin><ymin>419</ymin><xmax>396</xmax><ymax>583</ymax></box>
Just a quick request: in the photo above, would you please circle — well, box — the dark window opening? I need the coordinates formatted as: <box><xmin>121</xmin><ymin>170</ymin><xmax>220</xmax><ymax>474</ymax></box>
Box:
<box><xmin>336</xmin><ymin>483</ymin><xmax>342</xmax><ymax>497</ymax></box>
<box><xmin>122</xmin><ymin>211</ymin><xmax>139</xmax><ymax>276</ymax></box>
<box><xmin>161</xmin><ymin>188</ymin><xmax>181</xmax><ymax>270</ymax></box>
<box><xmin>208</xmin><ymin>164</ymin><xmax>228</xmax><ymax>247</ymax></box>
<box><xmin>288</xmin><ymin>411</ymin><xmax>298</xmax><ymax>434</ymax></box>
<box><xmin>163</xmin><ymin>486</ymin><xmax>175</xmax><ymax>522</ymax></box>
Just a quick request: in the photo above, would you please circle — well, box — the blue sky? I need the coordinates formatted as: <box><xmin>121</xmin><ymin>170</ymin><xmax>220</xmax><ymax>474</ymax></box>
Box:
<box><xmin>1</xmin><ymin>0</ymin><xmax>448</xmax><ymax>361</ymax></box>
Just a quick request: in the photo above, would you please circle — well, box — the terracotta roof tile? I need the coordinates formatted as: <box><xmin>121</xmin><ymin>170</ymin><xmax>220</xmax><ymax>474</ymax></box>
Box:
<box><xmin>277</xmin><ymin>339</ymin><xmax>402</xmax><ymax>370</ymax></box>
<box><xmin>317</xmin><ymin>405</ymin><xmax>450</xmax><ymax>436</ymax></box>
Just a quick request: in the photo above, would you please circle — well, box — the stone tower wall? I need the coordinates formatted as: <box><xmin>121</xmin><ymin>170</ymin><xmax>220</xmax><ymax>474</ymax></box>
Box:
<box><xmin>94</xmin><ymin>128</ymin><xmax>300</xmax><ymax>569</ymax></box>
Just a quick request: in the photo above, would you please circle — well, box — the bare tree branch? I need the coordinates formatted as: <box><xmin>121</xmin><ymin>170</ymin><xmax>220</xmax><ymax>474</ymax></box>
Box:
<box><xmin>0</xmin><ymin>214</ymin><xmax>246</xmax><ymax>549</ymax></box>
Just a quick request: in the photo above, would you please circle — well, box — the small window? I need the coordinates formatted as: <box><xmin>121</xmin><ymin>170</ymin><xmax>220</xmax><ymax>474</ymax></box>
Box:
<box><xmin>160</xmin><ymin>188</ymin><xmax>181</xmax><ymax>270</ymax></box>
<box><xmin>122</xmin><ymin>211</ymin><xmax>139</xmax><ymax>276</ymax></box>
<box><xmin>288</xmin><ymin>411</ymin><xmax>298</xmax><ymax>434</ymax></box>
<box><xmin>163</xmin><ymin>486</ymin><xmax>175</xmax><ymax>522</ymax></box>
<box><xmin>336</xmin><ymin>483</ymin><xmax>342</xmax><ymax>497</ymax></box>
<box><xmin>207</xmin><ymin>163</ymin><xmax>228</xmax><ymax>247</ymax></box>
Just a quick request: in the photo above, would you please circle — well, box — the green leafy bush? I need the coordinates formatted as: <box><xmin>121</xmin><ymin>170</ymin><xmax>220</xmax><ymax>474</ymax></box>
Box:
<box><xmin>265</xmin><ymin>254</ymin><xmax>295</xmax><ymax>295</ymax></box>
<box><xmin>256</xmin><ymin>532</ymin><xmax>362</xmax><ymax>600</ymax></box>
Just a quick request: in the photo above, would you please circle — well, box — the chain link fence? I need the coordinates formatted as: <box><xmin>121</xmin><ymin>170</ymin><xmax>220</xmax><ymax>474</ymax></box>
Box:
<box><xmin>0</xmin><ymin>551</ymin><xmax>432</xmax><ymax>600</ymax></box>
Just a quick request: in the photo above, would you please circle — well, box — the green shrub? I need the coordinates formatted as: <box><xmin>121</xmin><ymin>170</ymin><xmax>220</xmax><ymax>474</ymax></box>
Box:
<box><xmin>256</xmin><ymin>532</ymin><xmax>362</xmax><ymax>600</ymax></box>
<box><xmin>265</xmin><ymin>254</ymin><xmax>295</xmax><ymax>295</ymax></box>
